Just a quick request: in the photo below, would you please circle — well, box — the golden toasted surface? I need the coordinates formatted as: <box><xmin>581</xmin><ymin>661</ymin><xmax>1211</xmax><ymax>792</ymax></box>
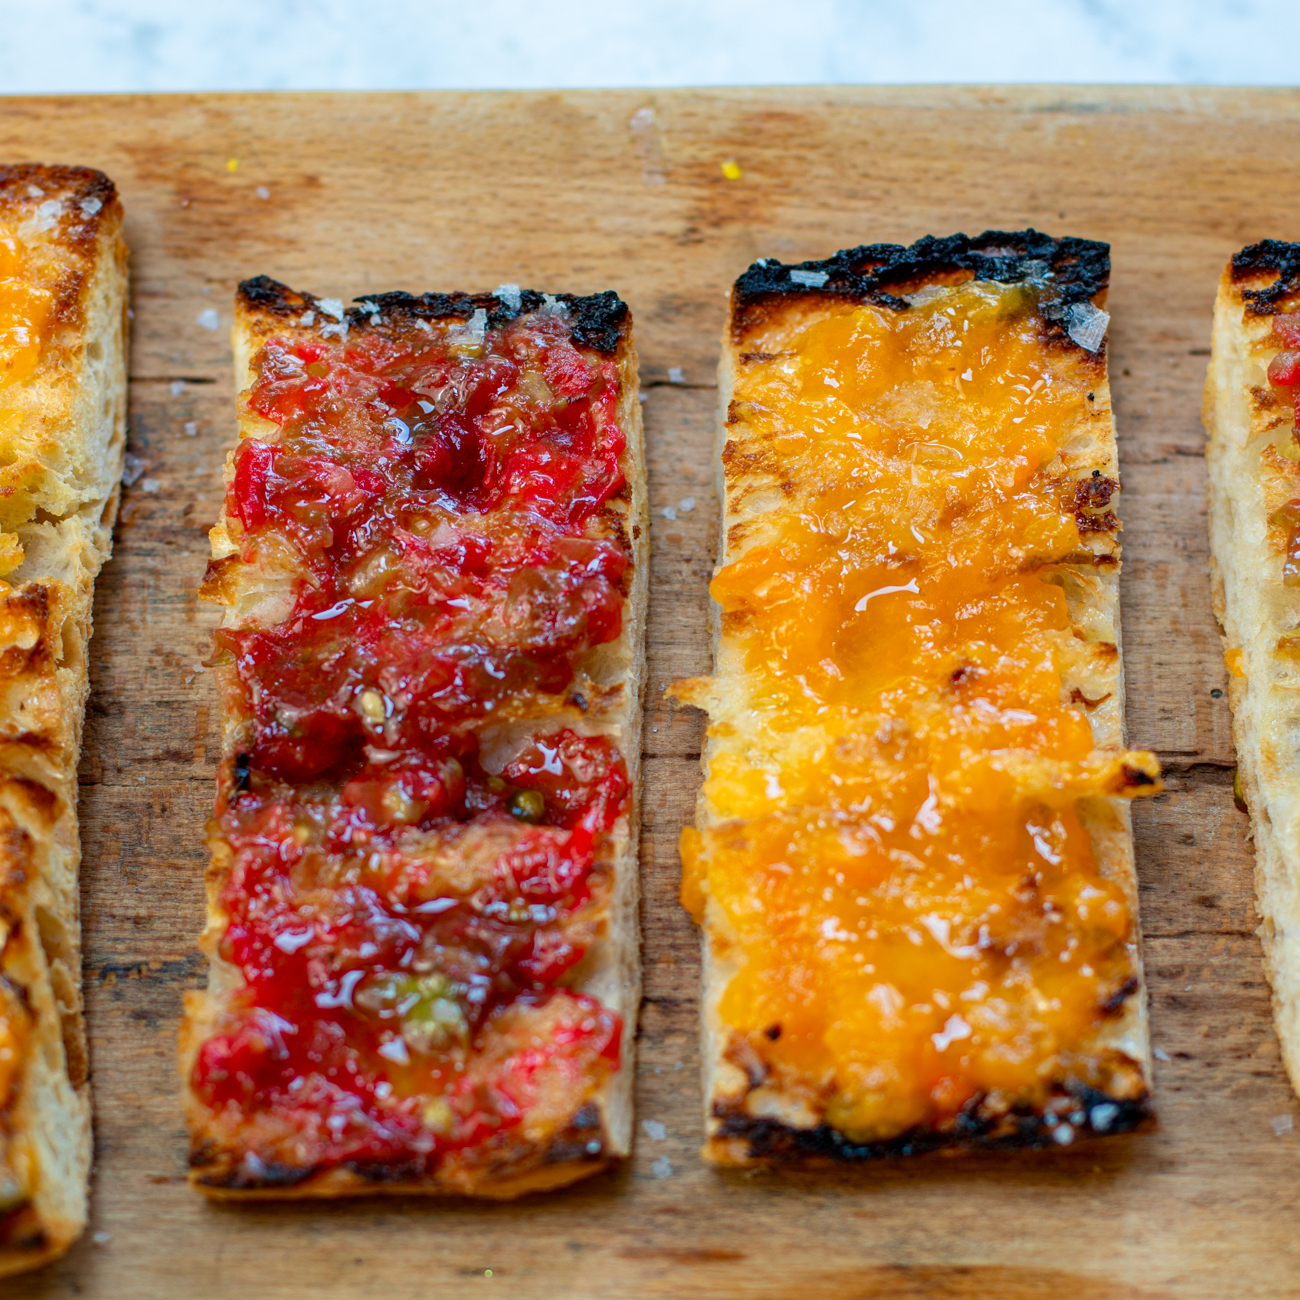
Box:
<box><xmin>681</xmin><ymin>236</ymin><xmax>1156</xmax><ymax>1164</ymax></box>
<box><xmin>0</xmin><ymin>163</ymin><xmax>126</xmax><ymax>1273</ymax></box>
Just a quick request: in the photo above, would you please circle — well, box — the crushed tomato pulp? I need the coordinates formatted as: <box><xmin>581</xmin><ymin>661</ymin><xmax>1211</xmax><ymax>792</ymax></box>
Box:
<box><xmin>682</xmin><ymin>280</ymin><xmax>1158</xmax><ymax>1143</ymax></box>
<box><xmin>193</xmin><ymin>305</ymin><xmax>632</xmax><ymax>1179</ymax></box>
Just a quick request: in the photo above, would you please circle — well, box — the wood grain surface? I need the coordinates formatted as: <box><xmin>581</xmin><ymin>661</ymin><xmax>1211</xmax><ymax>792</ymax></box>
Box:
<box><xmin>0</xmin><ymin>85</ymin><xmax>1293</xmax><ymax>1299</ymax></box>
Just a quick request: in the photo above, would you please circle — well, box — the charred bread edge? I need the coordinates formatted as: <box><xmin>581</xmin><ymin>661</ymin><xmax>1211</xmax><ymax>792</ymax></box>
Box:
<box><xmin>1207</xmin><ymin>243</ymin><xmax>1300</xmax><ymax>1096</ymax></box>
<box><xmin>183</xmin><ymin>278</ymin><xmax>646</xmax><ymax>1199</ymax></box>
<box><xmin>697</xmin><ymin>233</ymin><xmax>1154</xmax><ymax>1166</ymax></box>
<box><xmin>0</xmin><ymin>165</ymin><xmax>126</xmax><ymax>1272</ymax></box>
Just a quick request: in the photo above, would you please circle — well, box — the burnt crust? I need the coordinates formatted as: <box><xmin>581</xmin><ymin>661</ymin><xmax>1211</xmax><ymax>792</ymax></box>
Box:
<box><xmin>731</xmin><ymin>229</ymin><xmax>1109</xmax><ymax>343</ymax></box>
<box><xmin>713</xmin><ymin>1084</ymin><xmax>1153</xmax><ymax>1164</ymax></box>
<box><xmin>1230</xmin><ymin>240</ymin><xmax>1300</xmax><ymax>315</ymax></box>
<box><xmin>237</xmin><ymin>276</ymin><xmax>629</xmax><ymax>355</ymax></box>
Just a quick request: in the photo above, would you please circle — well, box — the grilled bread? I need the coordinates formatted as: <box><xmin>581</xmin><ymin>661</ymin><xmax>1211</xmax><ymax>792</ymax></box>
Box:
<box><xmin>181</xmin><ymin>278</ymin><xmax>646</xmax><ymax>1197</ymax></box>
<box><xmin>1205</xmin><ymin>240</ymin><xmax>1300</xmax><ymax>1096</ymax></box>
<box><xmin>675</xmin><ymin>231</ymin><xmax>1159</xmax><ymax>1164</ymax></box>
<box><xmin>0</xmin><ymin>165</ymin><xmax>128</xmax><ymax>1270</ymax></box>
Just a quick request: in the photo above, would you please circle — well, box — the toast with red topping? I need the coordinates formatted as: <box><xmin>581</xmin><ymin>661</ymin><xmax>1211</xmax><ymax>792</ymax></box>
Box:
<box><xmin>1206</xmin><ymin>241</ymin><xmax>1300</xmax><ymax>1097</ymax></box>
<box><xmin>676</xmin><ymin>233</ymin><xmax>1158</xmax><ymax>1165</ymax></box>
<box><xmin>0</xmin><ymin>165</ymin><xmax>127</xmax><ymax>1271</ymax></box>
<box><xmin>181</xmin><ymin>278</ymin><xmax>646</xmax><ymax>1197</ymax></box>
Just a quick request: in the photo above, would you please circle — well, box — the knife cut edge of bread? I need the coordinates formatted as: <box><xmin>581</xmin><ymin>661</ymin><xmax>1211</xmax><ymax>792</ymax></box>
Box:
<box><xmin>180</xmin><ymin>280</ymin><xmax>646</xmax><ymax>1198</ymax></box>
<box><xmin>686</xmin><ymin>232</ymin><xmax>1156</xmax><ymax>1164</ymax></box>
<box><xmin>0</xmin><ymin>164</ymin><xmax>127</xmax><ymax>1273</ymax></box>
<box><xmin>1205</xmin><ymin>242</ymin><xmax>1300</xmax><ymax>1097</ymax></box>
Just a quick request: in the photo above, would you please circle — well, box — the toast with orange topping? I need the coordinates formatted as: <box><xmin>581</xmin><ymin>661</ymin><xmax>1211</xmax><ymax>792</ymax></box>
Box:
<box><xmin>181</xmin><ymin>279</ymin><xmax>646</xmax><ymax>1198</ymax></box>
<box><xmin>0</xmin><ymin>165</ymin><xmax>127</xmax><ymax>1270</ymax></box>
<box><xmin>675</xmin><ymin>232</ymin><xmax>1159</xmax><ymax>1164</ymax></box>
<box><xmin>1206</xmin><ymin>241</ymin><xmax>1300</xmax><ymax>1098</ymax></box>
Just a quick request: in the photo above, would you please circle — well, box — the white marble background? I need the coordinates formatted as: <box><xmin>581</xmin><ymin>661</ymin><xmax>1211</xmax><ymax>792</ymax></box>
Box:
<box><xmin>0</xmin><ymin>0</ymin><xmax>1296</xmax><ymax>91</ymax></box>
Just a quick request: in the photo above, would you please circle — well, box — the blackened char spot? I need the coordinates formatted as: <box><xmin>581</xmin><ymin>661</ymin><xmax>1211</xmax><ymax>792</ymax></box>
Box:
<box><xmin>232</xmin><ymin>752</ymin><xmax>252</xmax><ymax>792</ymax></box>
<box><xmin>715</xmin><ymin>1082</ymin><xmax>1151</xmax><ymax>1162</ymax></box>
<box><xmin>1231</xmin><ymin>240</ymin><xmax>1300</xmax><ymax>314</ymax></box>
<box><xmin>732</xmin><ymin>229</ymin><xmax>1109</xmax><ymax>346</ymax></box>
<box><xmin>1101</xmin><ymin>975</ymin><xmax>1141</xmax><ymax>1014</ymax></box>
<box><xmin>236</xmin><ymin>279</ymin><xmax>630</xmax><ymax>355</ymax></box>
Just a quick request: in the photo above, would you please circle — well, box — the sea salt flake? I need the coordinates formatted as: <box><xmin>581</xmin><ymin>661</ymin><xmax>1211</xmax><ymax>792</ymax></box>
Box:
<box><xmin>318</xmin><ymin>298</ymin><xmax>345</xmax><ymax>321</ymax></box>
<box><xmin>320</xmin><ymin>320</ymin><xmax>348</xmax><ymax>340</ymax></box>
<box><xmin>370</xmin><ymin>313</ymin><xmax>381</xmax><ymax>325</ymax></box>
<box><xmin>92</xmin><ymin>1231</ymin><xmax>112</xmax><ymax>1246</ymax></box>
<box><xmin>1089</xmin><ymin>1102</ymin><xmax>1119</xmax><ymax>1132</ymax></box>
<box><xmin>651</xmin><ymin>1156</ymin><xmax>673</xmax><ymax>1179</ymax></box>
<box><xmin>79</xmin><ymin>196</ymin><xmax>103</xmax><ymax>218</ymax></box>
<box><xmin>32</xmin><ymin>199</ymin><xmax>64</xmax><ymax>231</ymax></box>
<box><xmin>121</xmin><ymin>454</ymin><xmax>145</xmax><ymax>486</ymax></box>
<box><xmin>642</xmin><ymin>1119</ymin><xmax>667</xmax><ymax>1141</ymax></box>
<box><xmin>790</xmin><ymin>269</ymin><xmax>829</xmax><ymax>289</ymax></box>
<box><xmin>357</xmin><ymin>300</ymin><xmax>380</xmax><ymax>313</ymax></box>
<box><xmin>1272</xmin><ymin>1114</ymin><xmax>1294</xmax><ymax>1136</ymax></box>
<box><xmin>1066</xmin><ymin>302</ymin><xmax>1109</xmax><ymax>352</ymax></box>
<box><xmin>661</xmin><ymin>506</ymin><xmax>677</xmax><ymax>521</ymax></box>
<box><xmin>170</xmin><ymin>379</ymin><xmax>185</xmax><ymax>395</ymax></box>
<box><xmin>678</xmin><ymin>496</ymin><xmax>695</xmax><ymax>512</ymax></box>
<box><xmin>1153</xmin><ymin>1047</ymin><xmax>1171</xmax><ymax>1062</ymax></box>
<box><xmin>667</xmin><ymin>367</ymin><xmax>684</xmax><ymax>384</ymax></box>
<box><xmin>494</xmin><ymin>282</ymin><xmax>522</xmax><ymax>311</ymax></box>
<box><xmin>141</xmin><ymin>478</ymin><xmax>161</xmax><ymax>494</ymax></box>
<box><xmin>196</xmin><ymin>308</ymin><xmax>220</xmax><ymax>332</ymax></box>
<box><xmin>298</xmin><ymin>311</ymin><xmax>315</xmax><ymax>327</ymax></box>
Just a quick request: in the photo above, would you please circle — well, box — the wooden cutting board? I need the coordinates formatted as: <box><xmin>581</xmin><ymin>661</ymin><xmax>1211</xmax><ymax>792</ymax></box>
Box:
<box><xmin>0</xmin><ymin>85</ymin><xmax>1294</xmax><ymax>1300</ymax></box>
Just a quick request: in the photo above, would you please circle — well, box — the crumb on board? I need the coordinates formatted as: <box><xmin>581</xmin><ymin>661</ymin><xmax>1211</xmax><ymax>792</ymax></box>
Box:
<box><xmin>668</xmin><ymin>366</ymin><xmax>684</xmax><ymax>384</ymax></box>
<box><xmin>720</xmin><ymin>159</ymin><xmax>742</xmax><ymax>180</ymax></box>
<box><xmin>642</xmin><ymin>1119</ymin><xmax>667</xmax><ymax>1141</ymax></box>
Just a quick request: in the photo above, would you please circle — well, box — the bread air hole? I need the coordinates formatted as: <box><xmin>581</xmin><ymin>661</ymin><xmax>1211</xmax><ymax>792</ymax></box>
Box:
<box><xmin>35</xmin><ymin>904</ymin><xmax>87</xmax><ymax>1088</ymax></box>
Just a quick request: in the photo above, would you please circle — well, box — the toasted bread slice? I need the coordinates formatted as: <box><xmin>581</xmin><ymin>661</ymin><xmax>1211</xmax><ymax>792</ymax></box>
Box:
<box><xmin>182</xmin><ymin>279</ymin><xmax>646</xmax><ymax>1198</ymax></box>
<box><xmin>676</xmin><ymin>232</ymin><xmax>1159</xmax><ymax>1165</ymax></box>
<box><xmin>0</xmin><ymin>165</ymin><xmax>128</xmax><ymax>1271</ymax></box>
<box><xmin>1205</xmin><ymin>241</ymin><xmax>1300</xmax><ymax>1096</ymax></box>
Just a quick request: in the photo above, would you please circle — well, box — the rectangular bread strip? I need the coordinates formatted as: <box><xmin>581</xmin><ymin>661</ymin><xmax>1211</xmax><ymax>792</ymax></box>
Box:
<box><xmin>675</xmin><ymin>233</ymin><xmax>1160</xmax><ymax>1165</ymax></box>
<box><xmin>182</xmin><ymin>280</ymin><xmax>646</xmax><ymax>1198</ymax></box>
<box><xmin>1205</xmin><ymin>242</ymin><xmax>1300</xmax><ymax>1095</ymax></box>
<box><xmin>0</xmin><ymin>166</ymin><xmax>128</xmax><ymax>1270</ymax></box>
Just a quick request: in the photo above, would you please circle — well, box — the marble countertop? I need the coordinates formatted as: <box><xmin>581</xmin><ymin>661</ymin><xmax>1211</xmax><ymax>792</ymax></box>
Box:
<box><xmin>0</xmin><ymin>0</ymin><xmax>1295</xmax><ymax>93</ymax></box>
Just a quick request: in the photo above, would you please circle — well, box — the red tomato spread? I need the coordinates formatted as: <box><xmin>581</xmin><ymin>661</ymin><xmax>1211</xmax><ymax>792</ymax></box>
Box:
<box><xmin>193</xmin><ymin>304</ymin><xmax>631</xmax><ymax>1178</ymax></box>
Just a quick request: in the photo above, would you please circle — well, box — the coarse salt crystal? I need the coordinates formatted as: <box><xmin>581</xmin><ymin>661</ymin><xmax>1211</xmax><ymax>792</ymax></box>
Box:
<box><xmin>494</xmin><ymin>283</ymin><xmax>522</xmax><ymax>311</ymax></box>
<box><xmin>357</xmin><ymin>300</ymin><xmax>380</xmax><ymax>313</ymax></box>
<box><xmin>667</xmin><ymin>367</ymin><xmax>684</xmax><ymax>384</ymax></box>
<box><xmin>678</xmin><ymin>496</ymin><xmax>695</xmax><ymax>512</ymax></box>
<box><xmin>661</xmin><ymin>506</ymin><xmax>677</xmax><ymax>521</ymax></box>
<box><xmin>1066</xmin><ymin>302</ymin><xmax>1109</xmax><ymax>352</ymax></box>
<box><xmin>541</xmin><ymin>294</ymin><xmax>568</xmax><ymax>318</ymax></box>
<box><xmin>92</xmin><ymin>1231</ymin><xmax>112</xmax><ymax>1246</ymax></box>
<box><xmin>25</xmin><ymin>185</ymin><xmax>42</xmax><ymax>198</ymax></box>
<box><xmin>32</xmin><ymin>198</ymin><xmax>63</xmax><ymax>231</ymax></box>
<box><xmin>790</xmin><ymin>268</ymin><xmax>829</xmax><ymax>289</ymax></box>
<box><xmin>1088</xmin><ymin>1102</ymin><xmax>1119</xmax><ymax>1132</ymax></box>
<box><xmin>320</xmin><ymin>321</ymin><xmax>348</xmax><ymax>340</ymax></box>
<box><xmin>183</xmin><ymin>421</ymin><xmax>198</xmax><ymax>437</ymax></box>
<box><xmin>1272</xmin><ymin>1114</ymin><xmax>1294</xmax><ymax>1136</ymax></box>
<box><xmin>121</xmin><ymin>454</ymin><xmax>145</xmax><ymax>487</ymax></box>
<box><xmin>651</xmin><ymin>1156</ymin><xmax>673</xmax><ymax>1179</ymax></box>
<box><xmin>79</xmin><ymin>195</ymin><xmax>102</xmax><ymax>218</ymax></box>
<box><xmin>170</xmin><ymin>380</ymin><xmax>185</xmax><ymax>395</ymax></box>
<box><xmin>1153</xmin><ymin>1047</ymin><xmax>1170</xmax><ymax>1062</ymax></box>
<box><xmin>370</xmin><ymin>314</ymin><xmax>381</xmax><ymax>325</ymax></box>
<box><xmin>642</xmin><ymin>1119</ymin><xmax>667</xmax><ymax>1141</ymax></box>
<box><xmin>196</xmin><ymin>308</ymin><xmax>220</xmax><ymax>332</ymax></box>
<box><xmin>141</xmin><ymin>478</ymin><xmax>161</xmax><ymax>494</ymax></box>
<box><xmin>468</xmin><ymin>307</ymin><xmax>488</xmax><ymax>335</ymax></box>
<box><xmin>415</xmin><ymin>319</ymin><xmax>432</xmax><ymax>333</ymax></box>
<box><xmin>255</xmin><ymin>186</ymin><xmax>270</xmax><ymax>200</ymax></box>
<box><xmin>318</xmin><ymin>298</ymin><xmax>345</xmax><ymax>321</ymax></box>
<box><xmin>756</xmin><ymin>257</ymin><xmax>772</xmax><ymax>267</ymax></box>
<box><xmin>298</xmin><ymin>311</ymin><xmax>315</xmax><ymax>327</ymax></box>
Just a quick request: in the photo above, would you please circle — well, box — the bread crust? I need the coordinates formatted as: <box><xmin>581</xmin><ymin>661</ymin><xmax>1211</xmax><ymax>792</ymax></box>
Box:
<box><xmin>1204</xmin><ymin>243</ymin><xmax>1300</xmax><ymax>1096</ymax></box>
<box><xmin>0</xmin><ymin>165</ymin><xmax>128</xmax><ymax>1272</ymax></box>
<box><xmin>684</xmin><ymin>232</ymin><xmax>1156</xmax><ymax>1166</ymax></box>
<box><xmin>182</xmin><ymin>279</ymin><xmax>646</xmax><ymax>1198</ymax></box>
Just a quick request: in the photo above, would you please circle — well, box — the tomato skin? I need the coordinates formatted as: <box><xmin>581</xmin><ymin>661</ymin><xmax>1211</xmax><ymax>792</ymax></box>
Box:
<box><xmin>198</xmin><ymin>311</ymin><xmax>632</xmax><ymax>1172</ymax></box>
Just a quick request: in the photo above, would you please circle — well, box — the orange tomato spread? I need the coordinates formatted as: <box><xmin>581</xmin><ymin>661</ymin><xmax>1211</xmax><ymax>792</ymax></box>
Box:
<box><xmin>680</xmin><ymin>273</ymin><xmax>1159</xmax><ymax>1149</ymax></box>
<box><xmin>0</xmin><ymin>225</ymin><xmax>52</xmax><ymax>392</ymax></box>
